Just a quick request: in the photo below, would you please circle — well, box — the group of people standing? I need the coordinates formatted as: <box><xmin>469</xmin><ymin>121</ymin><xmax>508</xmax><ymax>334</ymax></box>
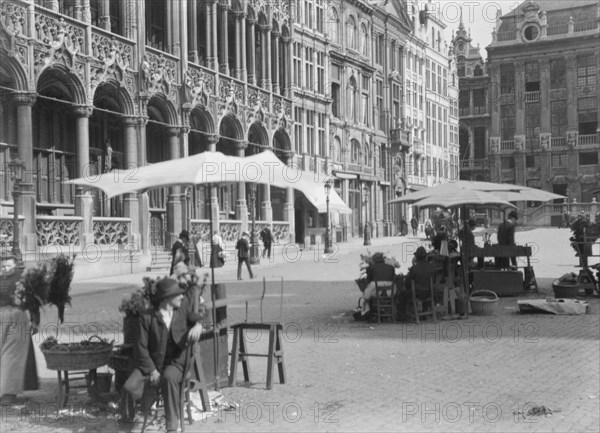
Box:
<box><xmin>169</xmin><ymin>226</ymin><xmax>274</xmax><ymax>281</ymax></box>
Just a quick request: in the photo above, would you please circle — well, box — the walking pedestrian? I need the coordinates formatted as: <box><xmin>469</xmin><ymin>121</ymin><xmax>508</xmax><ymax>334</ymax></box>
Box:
<box><xmin>210</xmin><ymin>230</ymin><xmax>224</xmax><ymax>268</ymax></box>
<box><xmin>497</xmin><ymin>210</ymin><xmax>519</xmax><ymax>268</ymax></box>
<box><xmin>170</xmin><ymin>230</ymin><xmax>189</xmax><ymax>275</ymax></box>
<box><xmin>410</xmin><ymin>216</ymin><xmax>419</xmax><ymax>237</ymax></box>
<box><xmin>260</xmin><ymin>226</ymin><xmax>274</xmax><ymax>259</ymax></box>
<box><xmin>236</xmin><ymin>232</ymin><xmax>254</xmax><ymax>280</ymax></box>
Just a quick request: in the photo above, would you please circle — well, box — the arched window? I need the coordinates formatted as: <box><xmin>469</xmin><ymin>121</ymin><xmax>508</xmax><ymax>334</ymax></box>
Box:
<box><xmin>329</xmin><ymin>8</ymin><xmax>339</xmax><ymax>43</ymax></box>
<box><xmin>348</xmin><ymin>76</ymin><xmax>357</xmax><ymax>121</ymax></box>
<box><xmin>347</xmin><ymin>15</ymin><xmax>357</xmax><ymax>49</ymax></box>
<box><xmin>360</xmin><ymin>23</ymin><xmax>368</xmax><ymax>56</ymax></box>
<box><xmin>363</xmin><ymin>144</ymin><xmax>370</xmax><ymax>166</ymax></box>
<box><xmin>351</xmin><ymin>139</ymin><xmax>360</xmax><ymax>163</ymax></box>
<box><xmin>437</xmin><ymin>31</ymin><xmax>441</xmax><ymax>51</ymax></box>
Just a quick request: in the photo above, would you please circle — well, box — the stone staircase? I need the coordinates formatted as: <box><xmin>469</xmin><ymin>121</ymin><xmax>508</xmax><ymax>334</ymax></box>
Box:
<box><xmin>147</xmin><ymin>250</ymin><xmax>171</xmax><ymax>272</ymax></box>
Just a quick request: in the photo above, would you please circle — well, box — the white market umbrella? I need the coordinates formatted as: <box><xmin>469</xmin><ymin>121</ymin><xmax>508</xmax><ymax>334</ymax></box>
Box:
<box><xmin>67</xmin><ymin>150</ymin><xmax>347</xmax><ymax>388</ymax></box>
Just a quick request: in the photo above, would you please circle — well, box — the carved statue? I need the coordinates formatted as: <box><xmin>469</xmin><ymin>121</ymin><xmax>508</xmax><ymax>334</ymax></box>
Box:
<box><xmin>567</xmin><ymin>132</ymin><xmax>577</xmax><ymax>148</ymax></box>
<box><xmin>540</xmin><ymin>135</ymin><xmax>549</xmax><ymax>149</ymax></box>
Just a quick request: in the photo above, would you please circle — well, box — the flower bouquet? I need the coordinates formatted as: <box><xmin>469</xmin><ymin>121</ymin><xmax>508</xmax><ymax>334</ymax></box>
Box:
<box><xmin>48</xmin><ymin>254</ymin><xmax>76</xmax><ymax>324</ymax></box>
<box><xmin>355</xmin><ymin>250</ymin><xmax>401</xmax><ymax>293</ymax></box>
<box><xmin>13</xmin><ymin>262</ymin><xmax>52</xmax><ymax>327</ymax></box>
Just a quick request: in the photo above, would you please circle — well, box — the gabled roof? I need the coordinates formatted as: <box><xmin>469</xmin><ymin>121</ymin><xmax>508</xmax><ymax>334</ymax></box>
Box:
<box><xmin>501</xmin><ymin>0</ymin><xmax>598</xmax><ymax>19</ymax></box>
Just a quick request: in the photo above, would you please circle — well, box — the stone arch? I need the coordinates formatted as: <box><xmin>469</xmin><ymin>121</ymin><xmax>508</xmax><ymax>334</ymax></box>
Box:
<box><xmin>146</xmin><ymin>95</ymin><xmax>177</xmax><ymax>164</ymax></box>
<box><xmin>189</xmin><ymin>106</ymin><xmax>215</xmax><ymax>155</ymax></box>
<box><xmin>246</xmin><ymin>5</ymin><xmax>256</xmax><ymax>21</ymax></box>
<box><xmin>218</xmin><ymin>112</ymin><xmax>243</xmax><ymax>156</ymax></box>
<box><xmin>36</xmin><ymin>64</ymin><xmax>86</xmax><ymax>105</ymax></box>
<box><xmin>247</xmin><ymin>121</ymin><xmax>269</xmax><ymax>156</ymax></box>
<box><xmin>273</xmin><ymin>127</ymin><xmax>291</xmax><ymax>162</ymax></box>
<box><xmin>146</xmin><ymin>93</ymin><xmax>178</xmax><ymax>125</ymax></box>
<box><xmin>257</xmin><ymin>12</ymin><xmax>268</xmax><ymax>26</ymax></box>
<box><xmin>92</xmin><ymin>79</ymin><xmax>135</xmax><ymax>116</ymax></box>
<box><xmin>0</xmin><ymin>55</ymin><xmax>28</xmax><ymax>92</ymax></box>
<box><xmin>231</xmin><ymin>0</ymin><xmax>243</xmax><ymax>12</ymax></box>
<box><xmin>272</xmin><ymin>18</ymin><xmax>280</xmax><ymax>35</ymax></box>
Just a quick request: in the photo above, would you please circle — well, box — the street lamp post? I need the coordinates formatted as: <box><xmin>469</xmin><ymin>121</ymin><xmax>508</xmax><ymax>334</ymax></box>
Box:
<box><xmin>249</xmin><ymin>183</ymin><xmax>260</xmax><ymax>264</ymax></box>
<box><xmin>8</xmin><ymin>158</ymin><xmax>25</xmax><ymax>262</ymax></box>
<box><xmin>324</xmin><ymin>180</ymin><xmax>333</xmax><ymax>254</ymax></box>
<box><xmin>363</xmin><ymin>184</ymin><xmax>371</xmax><ymax>246</ymax></box>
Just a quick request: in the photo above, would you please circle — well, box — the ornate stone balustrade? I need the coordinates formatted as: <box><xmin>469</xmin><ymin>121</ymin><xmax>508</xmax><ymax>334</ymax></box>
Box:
<box><xmin>36</xmin><ymin>216</ymin><xmax>82</xmax><ymax>247</ymax></box>
<box><xmin>92</xmin><ymin>217</ymin><xmax>130</xmax><ymax>246</ymax></box>
<box><xmin>0</xmin><ymin>0</ymin><xmax>28</xmax><ymax>37</ymax></box>
<box><xmin>271</xmin><ymin>222</ymin><xmax>290</xmax><ymax>243</ymax></box>
<box><xmin>190</xmin><ymin>219</ymin><xmax>211</xmax><ymax>242</ymax></box>
<box><xmin>34</xmin><ymin>5</ymin><xmax>87</xmax><ymax>54</ymax></box>
<box><xmin>0</xmin><ymin>217</ymin><xmax>24</xmax><ymax>249</ymax></box>
<box><xmin>220</xmin><ymin>220</ymin><xmax>241</xmax><ymax>242</ymax></box>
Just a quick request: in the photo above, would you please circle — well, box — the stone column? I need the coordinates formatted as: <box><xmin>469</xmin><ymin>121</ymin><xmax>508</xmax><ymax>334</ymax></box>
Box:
<box><xmin>188</xmin><ymin>0</ymin><xmax>198</xmax><ymax>63</ymax></box>
<box><xmin>515</xmin><ymin>61</ymin><xmax>526</xmax><ymax>135</ymax></box>
<box><xmin>235</xmin><ymin>141</ymin><xmax>249</xmax><ymax>231</ymax></box>
<box><xmin>234</xmin><ymin>11</ymin><xmax>243</xmax><ymax>79</ymax></box>
<box><xmin>136</xmin><ymin>116</ymin><xmax>150</xmax><ymax>252</ymax></box>
<box><xmin>219</xmin><ymin>3</ymin><xmax>229</xmax><ymax>74</ymax></box>
<box><xmin>122</xmin><ymin>117</ymin><xmax>140</xmax><ymax>246</ymax></box>
<box><xmin>166</xmin><ymin>127</ymin><xmax>182</xmax><ymax>237</ymax></box>
<box><xmin>240</xmin><ymin>12</ymin><xmax>247</xmax><ymax>81</ymax></box>
<box><xmin>206</xmin><ymin>134</ymin><xmax>220</xmax><ymax>228</ymax></box>
<box><xmin>48</xmin><ymin>0</ymin><xmax>59</xmax><ymax>13</ymax></box>
<box><xmin>73</xmin><ymin>105</ymin><xmax>94</xmax><ymax>246</ymax></box>
<box><xmin>271</xmin><ymin>30</ymin><xmax>280</xmax><ymax>95</ymax></box>
<box><xmin>208</xmin><ymin>0</ymin><xmax>218</xmax><ymax>71</ymax></box>
<box><xmin>259</xmin><ymin>24</ymin><xmax>272</xmax><ymax>90</ymax></box>
<box><xmin>284</xmin><ymin>154</ymin><xmax>295</xmax><ymax>243</ymax></box>
<box><xmin>13</xmin><ymin>94</ymin><xmax>36</xmax><ymax>253</ymax></box>
<box><xmin>247</xmin><ymin>18</ymin><xmax>256</xmax><ymax>85</ymax></box>
<box><xmin>99</xmin><ymin>0</ymin><xmax>110</xmax><ymax>31</ymax></box>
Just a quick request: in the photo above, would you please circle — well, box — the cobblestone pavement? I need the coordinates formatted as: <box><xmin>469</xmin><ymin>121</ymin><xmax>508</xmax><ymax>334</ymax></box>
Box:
<box><xmin>1</xmin><ymin>228</ymin><xmax>599</xmax><ymax>432</ymax></box>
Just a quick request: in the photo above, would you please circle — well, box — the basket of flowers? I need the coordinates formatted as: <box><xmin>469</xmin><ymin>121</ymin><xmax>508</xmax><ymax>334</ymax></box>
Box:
<box><xmin>552</xmin><ymin>273</ymin><xmax>580</xmax><ymax>298</ymax></box>
<box><xmin>40</xmin><ymin>335</ymin><xmax>114</xmax><ymax>371</ymax></box>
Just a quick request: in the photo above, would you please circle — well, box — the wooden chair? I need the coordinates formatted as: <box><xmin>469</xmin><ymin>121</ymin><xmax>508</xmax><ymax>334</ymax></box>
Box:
<box><xmin>371</xmin><ymin>279</ymin><xmax>397</xmax><ymax>323</ymax></box>
<box><xmin>408</xmin><ymin>278</ymin><xmax>438</xmax><ymax>325</ymax></box>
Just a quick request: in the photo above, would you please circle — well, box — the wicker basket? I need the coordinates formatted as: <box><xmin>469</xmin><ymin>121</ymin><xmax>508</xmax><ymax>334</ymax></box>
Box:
<box><xmin>552</xmin><ymin>280</ymin><xmax>580</xmax><ymax>298</ymax></box>
<box><xmin>470</xmin><ymin>290</ymin><xmax>499</xmax><ymax>316</ymax></box>
<box><xmin>41</xmin><ymin>336</ymin><xmax>113</xmax><ymax>371</ymax></box>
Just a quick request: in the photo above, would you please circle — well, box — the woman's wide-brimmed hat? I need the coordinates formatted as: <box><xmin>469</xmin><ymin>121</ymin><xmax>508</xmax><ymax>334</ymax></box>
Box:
<box><xmin>155</xmin><ymin>278</ymin><xmax>185</xmax><ymax>301</ymax></box>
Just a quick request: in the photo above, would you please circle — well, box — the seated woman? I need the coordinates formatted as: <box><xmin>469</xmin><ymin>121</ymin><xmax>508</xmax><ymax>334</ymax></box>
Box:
<box><xmin>358</xmin><ymin>253</ymin><xmax>397</xmax><ymax>319</ymax></box>
<box><xmin>397</xmin><ymin>247</ymin><xmax>437</xmax><ymax>321</ymax></box>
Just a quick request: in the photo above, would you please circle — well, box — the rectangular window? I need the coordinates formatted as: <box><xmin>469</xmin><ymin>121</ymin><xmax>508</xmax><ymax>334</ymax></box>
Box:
<box><xmin>579</xmin><ymin>151</ymin><xmax>598</xmax><ymax>166</ymax></box>
<box><xmin>293</xmin><ymin>43</ymin><xmax>302</xmax><ymax>88</ymax></box>
<box><xmin>550</xmin><ymin>58</ymin><xmax>566</xmax><ymax>89</ymax></box>
<box><xmin>306</xmin><ymin>110</ymin><xmax>315</xmax><ymax>155</ymax></box>
<box><xmin>525</xmin><ymin>154</ymin><xmax>538</xmax><ymax>168</ymax></box>
<box><xmin>331</xmin><ymin>83</ymin><xmax>340</xmax><ymax>118</ymax></box>
<box><xmin>304</xmin><ymin>47</ymin><xmax>314</xmax><ymax>90</ymax></box>
<box><xmin>525</xmin><ymin>61</ymin><xmax>540</xmax><ymax>92</ymax></box>
<box><xmin>525</xmin><ymin>102</ymin><xmax>540</xmax><ymax>138</ymax></box>
<box><xmin>577</xmin><ymin>54</ymin><xmax>597</xmax><ymax>87</ymax></box>
<box><xmin>500</xmin><ymin>64</ymin><xmax>515</xmax><ymax>94</ymax></box>
<box><xmin>376</xmin><ymin>79</ymin><xmax>384</xmax><ymax>131</ymax></box>
<box><xmin>316</xmin><ymin>51</ymin><xmax>325</xmax><ymax>94</ymax></box>
<box><xmin>317</xmin><ymin>113</ymin><xmax>325</xmax><ymax>156</ymax></box>
<box><xmin>473</xmin><ymin>88</ymin><xmax>486</xmax><ymax>113</ymax></box>
<box><xmin>501</xmin><ymin>156</ymin><xmax>515</xmax><ymax>170</ymax></box>
<box><xmin>551</xmin><ymin>153</ymin><xmax>566</xmax><ymax>167</ymax></box>
<box><xmin>501</xmin><ymin>105</ymin><xmax>516</xmax><ymax>140</ymax></box>
<box><xmin>578</xmin><ymin>97</ymin><xmax>598</xmax><ymax>134</ymax></box>
<box><xmin>294</xmin><ymin>108</ymin><xmax>303</xmax><ymax>153</ymax></box>
<box><xmin>315</xmin><ymin>0</ymin><xmax>324</xmax><ymax>33</ymax></box>
<box><xmin>376</xmin><ymin>34</ymin><xmax>384</xmax><ymax>64</ymax></box>
<box><xmin>551</xmin><ymin>100</ymin><xmax>567</xmax><ymax>137</ymax></box>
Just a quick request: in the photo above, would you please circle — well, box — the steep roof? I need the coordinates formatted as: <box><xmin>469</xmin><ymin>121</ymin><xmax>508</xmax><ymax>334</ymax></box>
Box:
<box><xmin>501</xmin><ymin>0</ymin><xmax>598</xmax><ymax>18</ymax></box>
